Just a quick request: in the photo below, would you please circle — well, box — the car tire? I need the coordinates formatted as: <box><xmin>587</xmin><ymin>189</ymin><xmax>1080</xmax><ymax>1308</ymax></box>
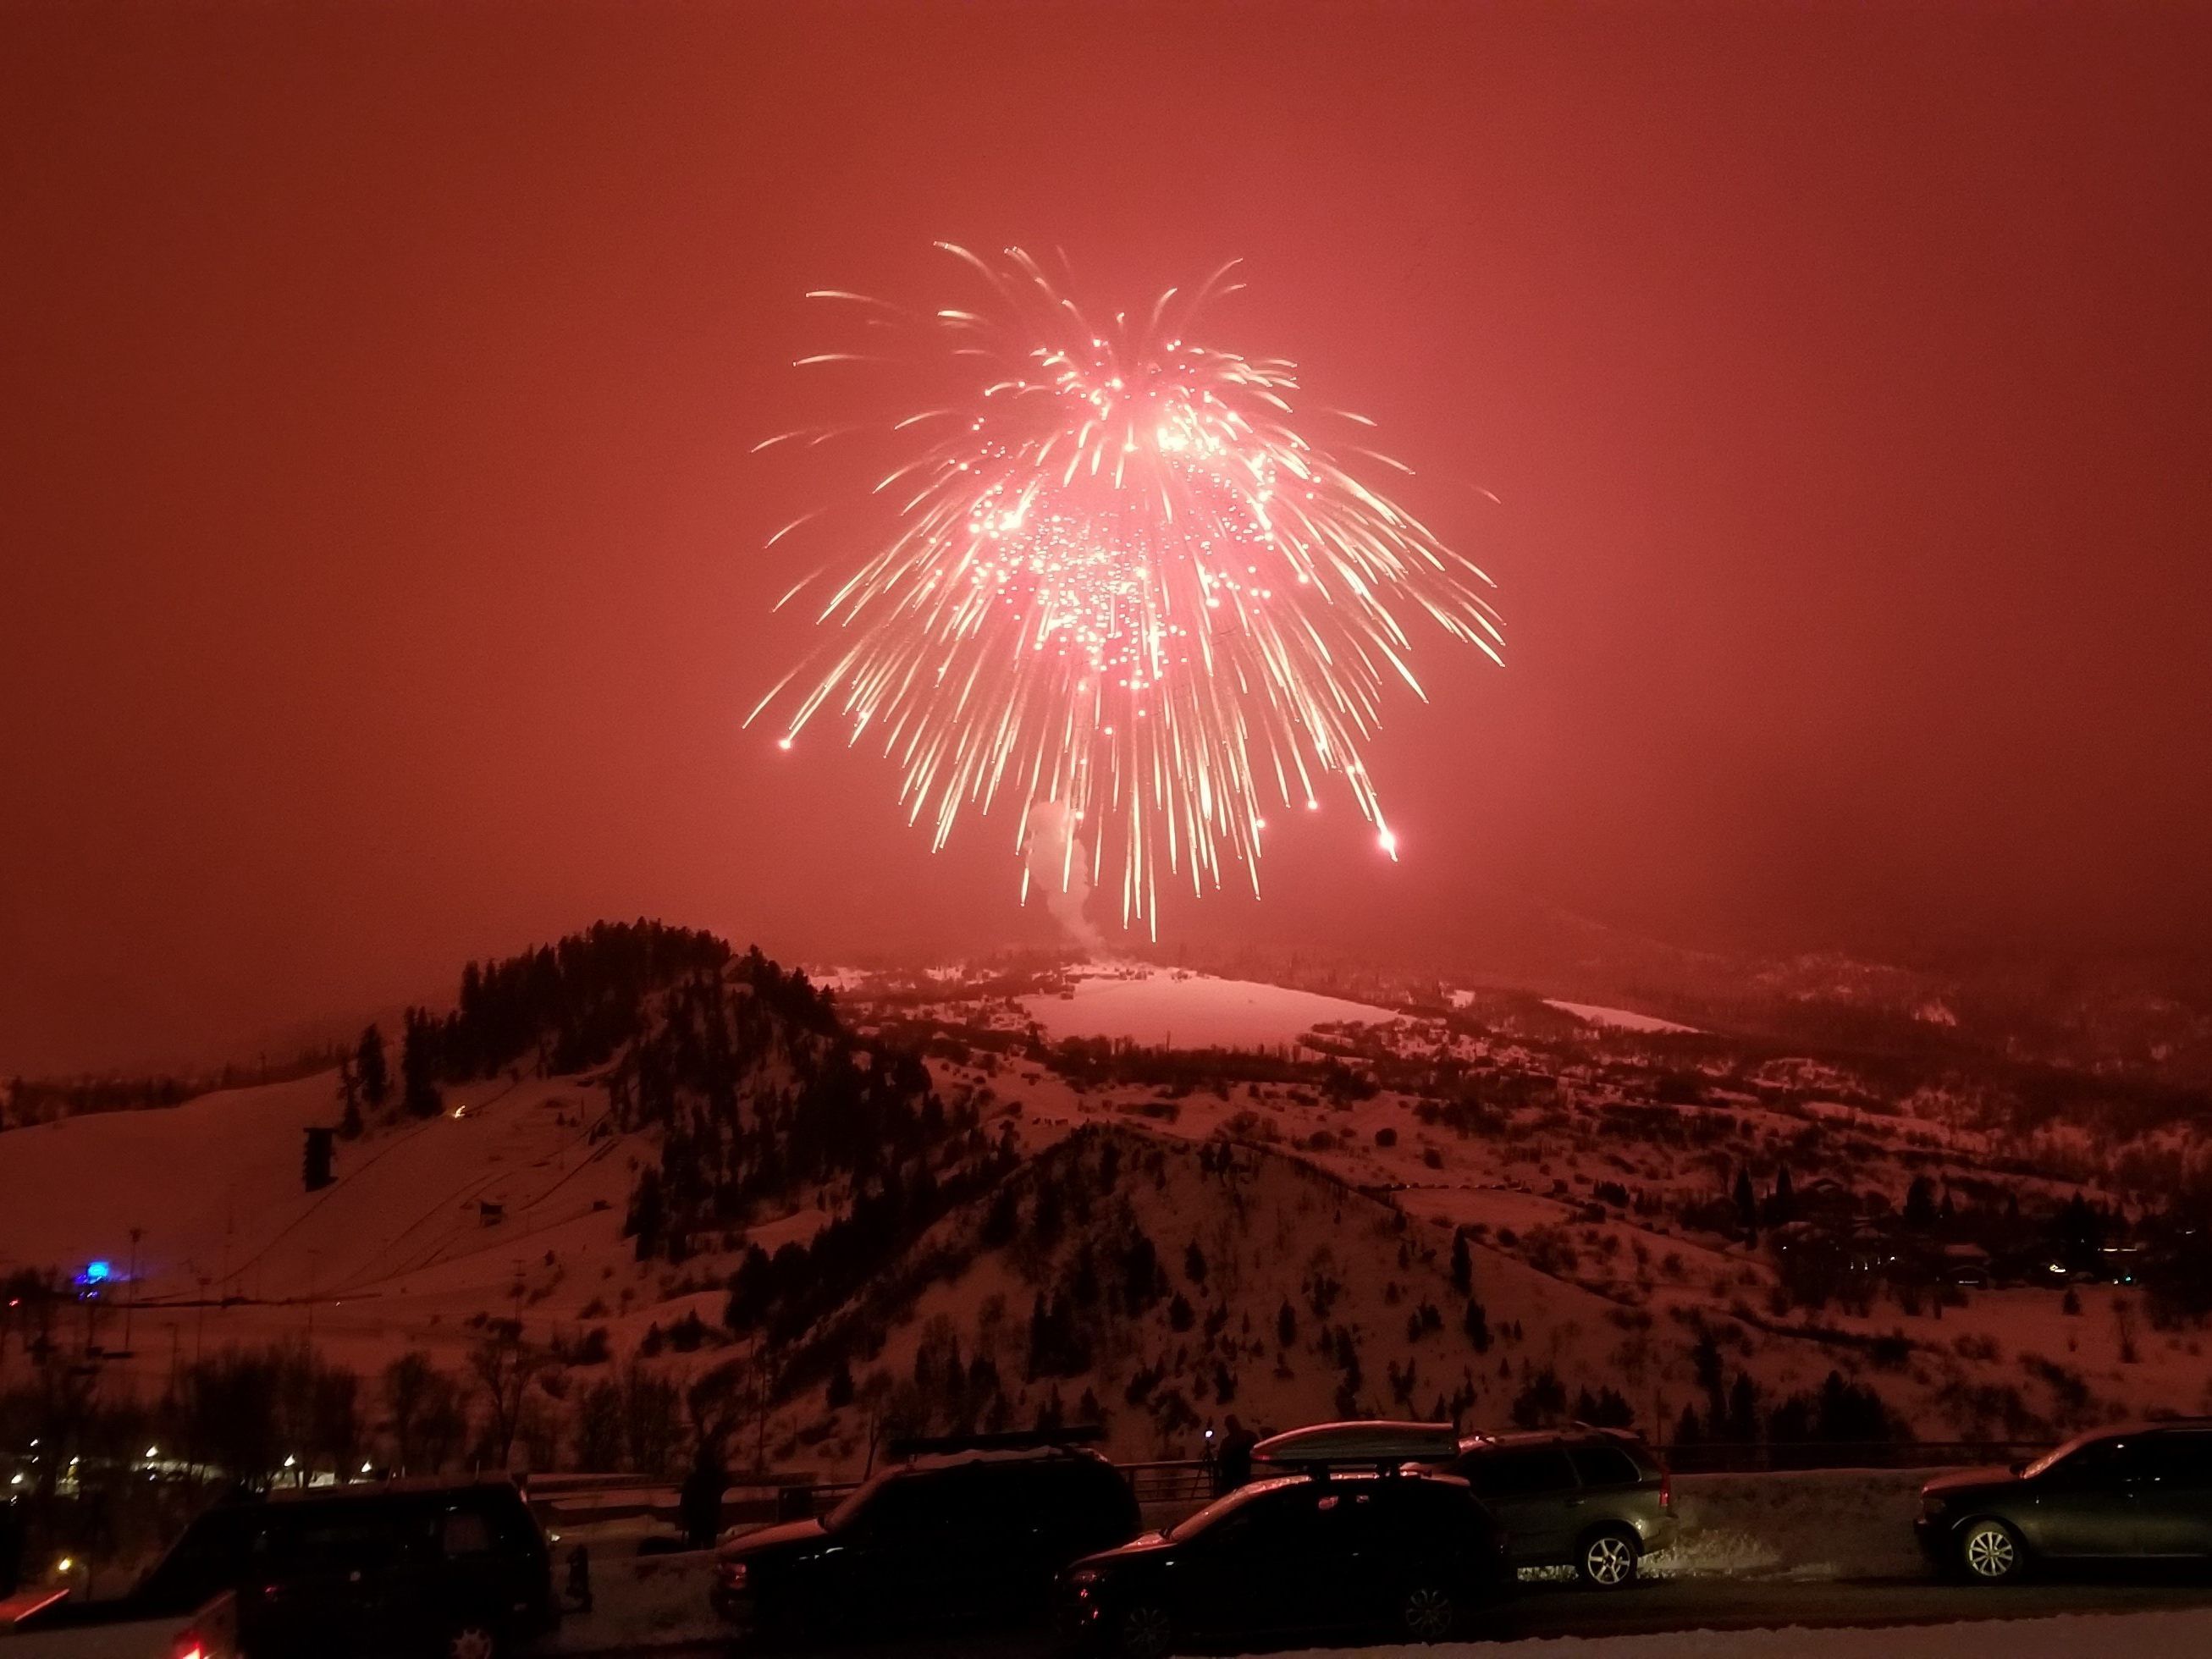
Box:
<box><xmin>1577</xmin><ymin>1526</ymin><xmax>1641</xmax><ymax>1590</ymax></box>
<box><xmin>1958</xmin><ymin>1518</ymin><xmax>2027</xmax><ymax>1585</ymax></box>
<box><xmin>1398</xmin><ymin>1581</ymin><xmax>1458</xmax><ymax>1643</ymax></box>
<box><xmin>441</xmin><ymin>1618</ymin><xmax>504</xmax><ymax>1659</ymax></box>
<box><xmin>1117</xmin><ymin>1601</ymin><xmax>1175</xmax><ymax>1659</ymax></box>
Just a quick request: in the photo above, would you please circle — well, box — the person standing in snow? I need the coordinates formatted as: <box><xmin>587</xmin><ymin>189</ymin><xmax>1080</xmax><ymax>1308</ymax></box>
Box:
<box><xmin>1216</xmin><ymin>1416</ymin><xmax>1258</xmax><ymax>1494</ymax></box>
<box><xmin>681</xmin><ymin>1441</ymin><xmax>730</xmax><ymax>1550</ymax></box>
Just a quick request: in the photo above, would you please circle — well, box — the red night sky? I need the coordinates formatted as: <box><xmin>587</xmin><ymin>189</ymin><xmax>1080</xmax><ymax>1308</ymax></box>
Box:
<box><xmin>4</xmin><ymin>1</ymin><xmax>2209</xmax><ymax>1073</ymax></box>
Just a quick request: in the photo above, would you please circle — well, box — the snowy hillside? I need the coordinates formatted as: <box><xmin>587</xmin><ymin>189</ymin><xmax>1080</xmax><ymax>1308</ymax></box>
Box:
<box><xmin>0</xmin><ymin>1066</ymin><xmax>652</xmax><ymax>1384</ymax></box>
<box><xmin>8</xmin><ymin>933</ymin><xmax>2211</xmax><ymax>1492</ymax></box>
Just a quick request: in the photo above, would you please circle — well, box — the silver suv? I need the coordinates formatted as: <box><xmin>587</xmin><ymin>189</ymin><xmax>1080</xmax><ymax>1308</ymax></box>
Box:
<box><xmin>1442</xmin><ymin>1429</ymin><xmax>1675</xmax><ymax>1587</ymax></box>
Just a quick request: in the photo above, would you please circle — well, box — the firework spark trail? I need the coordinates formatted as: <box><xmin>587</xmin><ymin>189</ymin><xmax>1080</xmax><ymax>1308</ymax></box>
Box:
<box><xmin>748</xmin><ymin>245</ymin><xmax>1503</xmax><ymax>936</ymax></box>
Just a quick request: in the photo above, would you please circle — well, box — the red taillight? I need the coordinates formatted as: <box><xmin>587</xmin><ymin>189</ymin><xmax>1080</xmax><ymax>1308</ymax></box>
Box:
<box><xmin>1661</xmin><ymin>1474</ymin><xmax>1673</xmax><ymax>1511</ymax></box>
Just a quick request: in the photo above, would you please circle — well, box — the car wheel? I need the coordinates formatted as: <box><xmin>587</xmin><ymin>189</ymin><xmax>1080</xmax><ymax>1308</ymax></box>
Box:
<box><xmin>1117</xmin><ymin>1601</ymin><xmax>1174</xmax><ymax>1659</ymax></box>
<box><xmin>443</xmin><ymin>1620</ymin><xmax>503</xmax><ymax>1659</ymax></box>
<box><xmin>1579</xmin><ymin>1527</ymin><xmax>1640</xmax><ymax>1589</ymax></box>
<box><xmin>1959</xmin><ymin>1518</ymin><xmax>2026</xmax><ymax>1584</ymax></box>
<box><xmin>1399</xmin><ymin>1582</ymin><xmax>1457</xmax><ymax>1643</ymax></box>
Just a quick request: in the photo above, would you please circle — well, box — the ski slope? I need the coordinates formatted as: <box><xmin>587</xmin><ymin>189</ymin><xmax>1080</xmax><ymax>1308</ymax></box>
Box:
<box><xmin>0</xmin><ymin>1069</ymin><xmax>645</xmax><ymax>1378</ymax></box>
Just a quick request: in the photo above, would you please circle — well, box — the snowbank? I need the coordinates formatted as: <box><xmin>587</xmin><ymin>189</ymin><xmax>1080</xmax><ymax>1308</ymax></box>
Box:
<box><xmin>1261</xmin><ymin>1607</ymin><xmax>2212</xmax><ymax>1658</ymax></box>
<box><xmin>547</xmin><ymin>1549</ymin><xmax>719</xmax><ymax>1652</ymax></box>
<box><xmin>1649</xmin><ymin>1469</ymin><xmax>1928</xmax><ymax>1581</ymax></box>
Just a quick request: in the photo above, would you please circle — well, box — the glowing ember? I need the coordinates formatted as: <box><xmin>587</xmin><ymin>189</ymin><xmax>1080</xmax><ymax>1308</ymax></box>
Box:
<box><xmin>748</xmin><ymin>244</ymin><xmax>1502</xmax><ymax>933</ymax></box>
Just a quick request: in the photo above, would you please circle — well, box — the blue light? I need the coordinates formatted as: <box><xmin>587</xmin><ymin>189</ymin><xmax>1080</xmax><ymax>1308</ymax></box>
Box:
<box><xmin>79</xmin><ymin>1261</ymin><xmax>113</xmax><ymax>1286</ymax></box>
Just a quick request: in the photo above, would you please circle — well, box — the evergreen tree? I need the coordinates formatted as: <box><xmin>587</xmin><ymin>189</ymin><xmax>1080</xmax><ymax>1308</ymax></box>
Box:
<box><xmin>626</xmin><ymin>1167</ymin><xmax>665</xmax><ymax>1262</ymax></box>
<box><xmin>1733</xmin><ymin>1167</ymin><xmax>1758</xmax><ymax>1232</ymax></box>
<box><xmin>1183</xmin><ymin>1239</ymin><xmax>1209</xmax><ymax>1286</ymax></box>
<box><xmin>400</xmin><ymin>1010</ymin><xmax>443</xmax><ymax>1119</ymax></box>
<box><xmin>1726</xmin><ymin>1371</ymin><xmax>1760</xmax><ymax>1442</ymax></box>
<box><xmin>1450</xmin><ymin>1230</ymin><xmax>1474</xmax><ymax>1295</ymax></box>
<box><xmin>1277</xmin><ymin>1299</ymin><xmax>1298</xmax><ymax>1348</ymax></box>
<box><xmin>1691</xmin><ymin>1330</ymin><xmax>1726</xmax><ymax>1420</ymax></box>
<box><xmin>1768</xmin><ymin>1163</ymin><xmax>1796</xmax><ymax>1225</ymax></box>
<box><xmin>1904</xmin><ymin>1176</ymin><xmax>1938</xmax><ymax>1231</ymax></box>
<box><xmin>356</xmin><ymin>1024</ymin><xmax>391</xmax><ymax>1109</ymax></box>
<box><xmin>336</xmin><ymin>1056</ymin><xmax>364</xmax><ymax>1140</ymax></box>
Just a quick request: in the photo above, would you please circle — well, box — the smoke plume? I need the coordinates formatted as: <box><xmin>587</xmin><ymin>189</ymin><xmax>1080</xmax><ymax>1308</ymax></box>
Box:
<box><xmin>1023</xmin><ymin>799</ymin><xmax>1103</xmax><ymax>951</ymax></box>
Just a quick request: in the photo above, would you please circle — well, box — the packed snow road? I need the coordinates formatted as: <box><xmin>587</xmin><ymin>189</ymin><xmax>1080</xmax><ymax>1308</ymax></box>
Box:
<box><xmin>576</xmin><ymin>1575</ymin><xmax>2212</xmax><ymax>1656</ymax></box>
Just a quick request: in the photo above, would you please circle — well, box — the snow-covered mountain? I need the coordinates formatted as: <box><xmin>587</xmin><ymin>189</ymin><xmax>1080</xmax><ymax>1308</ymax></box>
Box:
<box><xmin>6</xmin><ymin>929</ymin><xmax>2209</xmax><ymax>1486</ymax></box>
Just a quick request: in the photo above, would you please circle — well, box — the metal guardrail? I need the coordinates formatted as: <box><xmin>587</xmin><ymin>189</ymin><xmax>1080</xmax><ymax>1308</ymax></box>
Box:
<box><xmin>532</xmin><ymin>1441</ymin><xmax>2055</xmax><ymax>1535</ymax></box>
<box><xmin>1653</xmin><ymin>1440</ymin><xmax>2049</xmax><ymax>1475</ymax></box>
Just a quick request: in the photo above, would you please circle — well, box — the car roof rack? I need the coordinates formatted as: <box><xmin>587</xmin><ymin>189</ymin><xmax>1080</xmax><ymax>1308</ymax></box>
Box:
<box><xmin>1253</xmin><ymin>1420</ymin><xmax>1459</xmax><ymax>1477</ymax></box>
<box><xmin>885</xmin><ymin>1425</ymin><xmax>1106</xmax><ymax>1460</ymax></box>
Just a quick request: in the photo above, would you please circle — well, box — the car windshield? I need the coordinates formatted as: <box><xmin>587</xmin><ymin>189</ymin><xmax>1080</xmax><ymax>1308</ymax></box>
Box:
<box><xmin>1166</xmin><ymin>1482</ymin><xmax>1275</xmax><ymax>1542</ymax></box>
<box><xmin>2021</xmin><ymin>1432</ymin><xmax>2113</xmax><ymax>1480</ymax></box>
<box><xmin>823</xmin><ymin>1469</ymin><xmax>897</xmax><ymax>1533</ymax></box>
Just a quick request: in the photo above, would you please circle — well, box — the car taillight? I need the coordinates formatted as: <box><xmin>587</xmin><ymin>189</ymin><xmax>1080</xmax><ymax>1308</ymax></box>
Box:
<box><xmin>1660</xmin><ymin>1473</ymin><xmax>1673</xmax><ymax>1512</ymax></box>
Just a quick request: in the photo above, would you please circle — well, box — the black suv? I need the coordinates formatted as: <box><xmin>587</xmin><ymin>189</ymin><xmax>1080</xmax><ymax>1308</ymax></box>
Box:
<box><xmin>1056</xmin><ymin>1470</ymin><xmax>1511</xmax><ymax>1657</ymax></box>
<box><xmin>1441</xmin><ymin>1429</ymin><xmax>1675</xmax><ymax>1587</ymax></box>
<box><xmin>712</xmin><ymin>1437</ymin><xmax>1139</xmax><ymax>1642</ymax></box>
<box><xmin>1917</xmin><ymin>1422</ymin><xmax>2212</xmax><ymax>1582</ymax></box>
<box><xmin>131</xmin><ymin>1476</ymin><xmax>557</xmax><ymax>1657</ymax></box>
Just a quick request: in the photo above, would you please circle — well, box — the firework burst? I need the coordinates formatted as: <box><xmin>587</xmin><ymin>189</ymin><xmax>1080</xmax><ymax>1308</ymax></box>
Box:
<box><xmin>748</xmin><ymin>244</ymin><xmax>1502</xmax><ymax>935</ymax></box>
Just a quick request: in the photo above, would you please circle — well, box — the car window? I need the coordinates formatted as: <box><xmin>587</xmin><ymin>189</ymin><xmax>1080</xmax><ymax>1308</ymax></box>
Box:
<box><xmin>2023</xmin><ymin>1433</ymin><xmax>2116</xmax><ymax>1480</ymax></box>
<box><xmin>142</xmin><ymin>1509</ymin><xmax>259</xmax><ymax>1604</ymax></box>
<box><xmin>862</xmin><ymin>1476</ymin><xmax>927</xmax><ymax>1535</ymax></box>
<box><xmin>2157</xmin><ymin>1435</ymin><xmax>2212</xmax><ymax>1488</ymax></box>
<box><xmin>1568</xmin><ymin>1447</ymin><xmax>1643</xmax><ymax>1488</ymax></box>
<box><xmin>1380</xmin><ymin>1481</ymin><xmax>1484</xmax><ymax>1544</ymax></box>
<box><xmin>1176</xmin><ymin>1483</ymin><xmax>1301</xmax><ymax>1546</ymax></box>
<box><xmin>1026</xmin><ymin>1463</ymin><xmax>1124</xmax><ymax>1535</ymax></box>
<box><xmin>441</xmin><ymin>1510</ymin><xmax>497</xmax><ymax>1558</ymax></box>
<box><xmin>825</xmin><ymin>1469</ymin><xmax>895</xmax><ymax>1533</ymax></box>
<box><xmin>2106</xmin><ymin>1440</ymin><xmax>2170</xmax><ymax>1480</ymax></box>
<box><xmin>261</xmin><ymin>1510</ymin><xmax>409</xmax><ymax>1574</ymax></box>
<box><xmin>942</xmin><ymin>1466</ymin><xmax>1034</xmax><ymax>1536</ymax></box>
<box><xmin>1462</xmin><ymin>1447</ymin><xmax>1577</xmax><ymax>1499</ymax></box>
<box><xmin>2035</xmin><ymin>1436</ymin><xmax>2134</xmax><ymax>1484</ymax></box>
<box><xmin>1310</xmin><ymin>1487</ymin><xmax>1382</xmax><ymax>1547</ymax></box>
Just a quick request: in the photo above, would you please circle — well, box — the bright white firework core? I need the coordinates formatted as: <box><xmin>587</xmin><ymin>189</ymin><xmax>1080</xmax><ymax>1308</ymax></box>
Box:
<box><xmin>749</xmin><ymin>245</ymin><xmax>1502</xmax><ymax>935</ymax></box>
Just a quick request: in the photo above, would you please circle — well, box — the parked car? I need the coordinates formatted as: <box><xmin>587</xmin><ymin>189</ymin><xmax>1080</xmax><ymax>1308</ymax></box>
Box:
<box><xmin>711</xmin><ymin>1437</ymin><xmax>1139</xmax><ymax>1643</ymax></box>
<box><xmin>31</xmin><ymin>1476</ymin><xmax>560</xmax><ymax>1659</ymax></box>
<box><xmin>1056</xmin><ymin>1469</ymin><xmax>1511</xmax><ymax>1657</ymax></box>
<box><xmin>1439</xmin><ymin>1428</ymin><xmax>1676</xmax><ymax>1586</ymax></box>
<box><xmin>1917</xmin><ymin>1421</ymin><xmax>2212</xmax><ymax>1582</ymax></box>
